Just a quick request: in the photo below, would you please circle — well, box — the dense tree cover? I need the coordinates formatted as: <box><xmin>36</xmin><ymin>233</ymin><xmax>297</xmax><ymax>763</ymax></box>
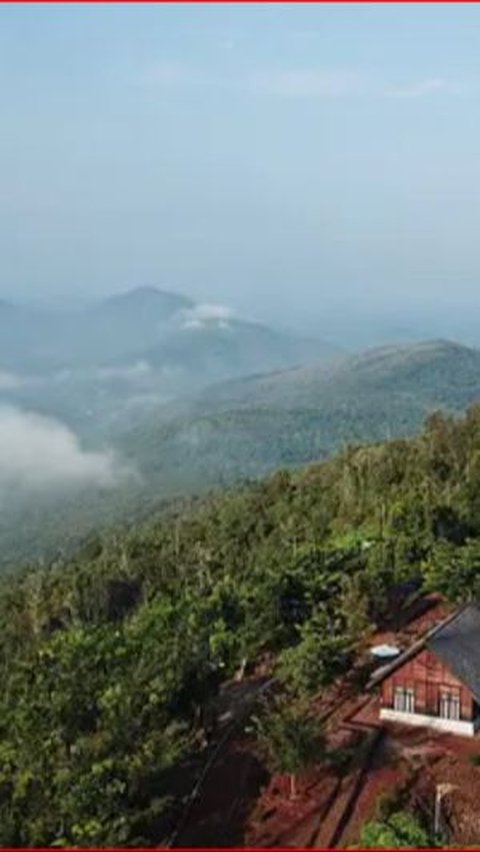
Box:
<box><xmin>2</xmin><ymin>406</ymin><xmax>480</xmax><ymax>843</ymax></box>
<box><xmin>3</xmin><ymin>339</ymin><xmax>480</xmax><ymax>569</ymax></box>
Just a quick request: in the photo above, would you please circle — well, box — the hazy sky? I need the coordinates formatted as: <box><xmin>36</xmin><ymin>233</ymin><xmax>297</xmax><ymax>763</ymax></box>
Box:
<box><xmin>2</xmin><ymin>3</ymin><xmax>480</xmax><ymax>325</ymax></box>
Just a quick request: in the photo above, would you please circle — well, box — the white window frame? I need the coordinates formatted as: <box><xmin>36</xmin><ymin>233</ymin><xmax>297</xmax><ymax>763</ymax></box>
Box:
<box><xmin>439</xmin><ymin>690</ymin><xmax>460</xmax><ymax>721</ymax></box>
<box><xmin>393</xmin><ymin>686</ymin><xmax>415</xmax><ymax>713</ymax></box>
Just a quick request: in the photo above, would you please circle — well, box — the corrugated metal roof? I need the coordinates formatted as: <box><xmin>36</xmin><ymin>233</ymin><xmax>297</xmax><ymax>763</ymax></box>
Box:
<box><xmin>367</xmin><ymin>604</ymin><xmax>469</xmax><ymax>690</ymax></box>
<box><xmin>427</xmin><ymin>603</ymin><xmax>480</xmax><ymax>703</ymax></box>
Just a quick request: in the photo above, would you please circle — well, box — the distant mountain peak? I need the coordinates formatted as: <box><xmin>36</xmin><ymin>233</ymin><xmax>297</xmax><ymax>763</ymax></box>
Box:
<box><xmin>414</xmin><ymin>338</ymin><xmax>473</xmax><ymax>354</ymax></box>
<box><xmin>103</xmin><ymin>286</ymin><xmax>194</xmax><ymax>309</ymax></box>
<box><xmin>130</xmin><ymin>285</ymin><xmax>160</xmax><ymax>297</ymax></box>
<box><xmin>349</xmin><ymin>338</ymin><xmax>474</xmax><ymax>366</ymax></box>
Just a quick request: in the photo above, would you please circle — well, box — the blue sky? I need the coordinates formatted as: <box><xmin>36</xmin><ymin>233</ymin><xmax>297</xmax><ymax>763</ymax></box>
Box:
<box><xmin>2</xmin><ymin>3</ymin><xmax>480</xmax><ymax>326</ymax></box>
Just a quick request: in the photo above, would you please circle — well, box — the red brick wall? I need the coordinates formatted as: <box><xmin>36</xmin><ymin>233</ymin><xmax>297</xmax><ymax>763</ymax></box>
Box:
<box><xmin>381</xmin><ymin>649</ymin><xmax>474</xmax><ymax>720</ymax></box>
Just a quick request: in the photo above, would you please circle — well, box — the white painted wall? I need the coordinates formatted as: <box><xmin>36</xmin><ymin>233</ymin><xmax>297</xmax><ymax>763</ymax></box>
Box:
<box><xmin>380</xmin><ymin>707</ymin><xmax>479</xmax><ymax>737</ymax></box>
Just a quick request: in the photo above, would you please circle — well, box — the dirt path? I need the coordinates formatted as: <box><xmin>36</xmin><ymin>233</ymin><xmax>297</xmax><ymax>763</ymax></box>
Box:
<box><xmin>168</xmin><ymin>677</ymin><xmax>274</xmax><ymax>847</ymax></box>
<box><xmin>309</xmin><ymin>696</ymin><xmax>385</xmax><ymax>848</ymax></box>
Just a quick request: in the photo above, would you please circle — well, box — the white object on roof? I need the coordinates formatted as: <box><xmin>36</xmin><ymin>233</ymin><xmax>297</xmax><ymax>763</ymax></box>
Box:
<box><xmin>370</xmin><ymin>644</ymin><xmax>400</xmax><ymax>659</ymax></box>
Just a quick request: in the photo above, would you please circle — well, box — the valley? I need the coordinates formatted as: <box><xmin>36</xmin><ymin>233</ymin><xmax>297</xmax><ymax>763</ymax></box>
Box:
<box><xmin>4</xmin><ymin>3</ymin><xmax>480</xmax><ymax>846</ymax></box>
<box><xmin>2</xmin><ymin>319</ymin><xmax>480</xmax><ymax>568</ymax></box>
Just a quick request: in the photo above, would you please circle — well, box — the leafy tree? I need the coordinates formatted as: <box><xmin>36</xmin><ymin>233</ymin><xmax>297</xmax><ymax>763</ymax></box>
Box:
<box><xmin>423</xmin><ymin>539</ymin><xmax>480</xmax><ymax>602</ymax></box>
<box><xmin>358</xmin><ymin>811</ymin><xmax>434</xmax><ymax>848</ymax></box>
<box><xmin>338</xmin><ymin>573</ymin><xmax>373</xmax><ymax>646</ymax></box>
<box><xmin>278</xmin><ymin>608</ymin><xmax>353</xmax><ymax>696</ymax></box>
<box><xmin>254</xmin><ymin>698</ymin><xmax>324</xmax><ymax>799</ymax></box>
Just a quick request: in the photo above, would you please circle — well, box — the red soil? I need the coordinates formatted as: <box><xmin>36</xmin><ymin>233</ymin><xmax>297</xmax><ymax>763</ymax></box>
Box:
<box><xmin>173</xmin><ymin>594</ymin><xmax>480</xmax><ymax>848</ymax></box>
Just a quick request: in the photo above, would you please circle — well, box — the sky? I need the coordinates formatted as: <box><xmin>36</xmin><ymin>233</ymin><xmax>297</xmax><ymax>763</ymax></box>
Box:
<box><xmin>2</xmin><ymin>3</ymin><xmax>480</xmax><ymax>328</ymax></box>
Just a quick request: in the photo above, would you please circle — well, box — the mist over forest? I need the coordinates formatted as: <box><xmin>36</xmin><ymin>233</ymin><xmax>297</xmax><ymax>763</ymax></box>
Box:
<box><xmin>0</xmin><ymin>283</ymin><xmax>477</xmax><ymax>567</ymax></box>
<box><xmin>5</xmin><ymin>3</ymin><xmax>480</xmax><ymax>847</ymax></box>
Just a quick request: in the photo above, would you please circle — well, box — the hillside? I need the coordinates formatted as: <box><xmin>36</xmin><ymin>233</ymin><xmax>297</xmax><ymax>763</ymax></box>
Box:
<box><xmin>194</xmin><ymin>338</ymin><xmax>480</xmax><ymax>411</ymax></box>
<box><xmin>0</xmin><ymin>287</ymin><xmax>339</xmax><ymax>438</ymax></box>
<box><xmin>2</xmin><ymin>406</ymin><xmax>480</xmax><ymax>844</ymax></box>
<box><xmin>2</xmin><ymin>338</ymin><xmax>480</xmax><ymax>568</ymax></box>
<box><xmin>118</xmin><ymin>339</ymin><xmax>480</xmax><ymax>478</ymax></box>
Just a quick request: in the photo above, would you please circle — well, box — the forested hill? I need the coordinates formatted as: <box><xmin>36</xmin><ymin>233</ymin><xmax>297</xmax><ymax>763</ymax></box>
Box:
<box><xmin>120</xmin><ymin>338</ymin><xmax>480</xmax><ymax>479</ymax></box>
<box><xmin>2</xmin><ymin>338</ymin><xmax>480</xmax><ymax>569</ymax></box>
<box><xmin>195</xmin><ymin>338</ymin><xmax>480</xmax><ymax>410</ymax></box>
<box><xmin>2</xmin><ymin>406</ymin><xmax>480</xmax><ymax>844</ymax></box>
<box><xmin>111</xmin><ymin>336</ymin><xmax>480</xmax><ymax>516</ymax></box>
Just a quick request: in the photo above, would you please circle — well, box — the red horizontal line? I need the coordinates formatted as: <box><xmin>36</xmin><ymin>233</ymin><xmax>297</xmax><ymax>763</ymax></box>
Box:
<box><xmin>2</xmin><ymin>0</ymin><xmax>480</xmax><ymax>4</ymax></box>
<box><xmin>0</xmin><ymin>847</ymin><xmax>447</xmax><ymax>851</ymax></box>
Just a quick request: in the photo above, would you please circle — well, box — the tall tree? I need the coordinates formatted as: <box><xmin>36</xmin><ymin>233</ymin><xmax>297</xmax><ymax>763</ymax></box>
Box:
<box><xmin>254</xmin><ymin>698</ymin><xmax>324</xmax><ymax>799</ymax></box>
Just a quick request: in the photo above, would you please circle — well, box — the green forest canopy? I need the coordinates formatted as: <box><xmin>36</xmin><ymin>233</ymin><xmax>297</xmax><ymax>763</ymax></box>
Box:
<box><xmin>2</xmin><ymin>406</ymin><xmax>480</xmax><ymax>844</ymax></box>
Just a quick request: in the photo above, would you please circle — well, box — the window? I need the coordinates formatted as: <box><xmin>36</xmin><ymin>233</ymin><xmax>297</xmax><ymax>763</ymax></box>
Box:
<box><xmin>394</xmin><ymin>686</ymin><xmax>415</xmax><ymax>713</ymax></box>
<box><xmin>439</xmin><ymin>690</ymin><xmax>460</xmax><ymax>720</ymax></box>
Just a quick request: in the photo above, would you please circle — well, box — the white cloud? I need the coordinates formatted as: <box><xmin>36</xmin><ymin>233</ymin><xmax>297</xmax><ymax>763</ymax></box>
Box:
<box><xmin>0</xmin><ymin>406</ymin><xmax>133</xmax><ymax>494</ymax></box>
<box><xmin>250</xmin><ymin>68</ymin><xmax>371</xmax><ymax>99</ymax></box>
<box><xmin>387</xmin><ymin>78</ymin><xmax>457</xmax><ymax>99</ymax></box>
<box><xmin>187</xmin><ymin>303</ymin><xmax>233</xmax><ymax>321</ymax></box>
<box><xmin>249</xmin><ymin>68</ymin><xmax>459</xmax><ymax>100</ymax></box>
<box><xmin>181</xmin><ymin>303</ymin><xmax>234</xmax><ymax>330</ymax></box>
<box><xmin>142</xmin><ymin>62</ymin><xmax>201</xmax><ymax>89</ymax></box>
<box><xmin>139</xmin><ymin>59</ymin><xmax>462</xmax><ymax>102</ymax></box>
<box><xmin>96</xmin><ymin>360</ymin><xmax>152</xmax><ymax>382</ymax></box>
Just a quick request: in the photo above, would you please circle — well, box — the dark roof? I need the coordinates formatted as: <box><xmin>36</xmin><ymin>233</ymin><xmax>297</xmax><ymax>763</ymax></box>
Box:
<box><xmin>368</xmin><ymin>603</ymin><xmax>480</xmax><ymax>700</ymax></box>
<box><xmin>427</xmin><ymin>604</ymin><xmax>480</xmax><ymax>703</ymax></box>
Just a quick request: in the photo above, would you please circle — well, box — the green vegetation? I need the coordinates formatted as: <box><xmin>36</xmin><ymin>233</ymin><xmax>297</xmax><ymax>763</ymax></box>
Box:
<box><xmin>3</xmin><ymin>338</ymin><xmax>480</xmax><ymax>568</ymax></box>
<box><xmin>2</xmin><ymin>405</ymin><xmax>480</xmax><ymax>843</ymax></box>
<box><xmin>254</xmin><ymin>698</ymin><xmax>324</xmax><ymax>799</ymax></box>
<box><xmin>358</xmin><ymin>811</ymin><xmax>434</xmax><ymax>848</ymax></box>
<box><xmin>120</xmin><ymin>340</ymin><xmax>480</xmax><ymax>493</ymax></box>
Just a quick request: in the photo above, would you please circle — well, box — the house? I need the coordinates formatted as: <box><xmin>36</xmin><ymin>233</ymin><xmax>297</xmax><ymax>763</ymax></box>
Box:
<box><xmin>369</xmin><ymin>603</ymin><xmax>480</xmax><ymax>737</ymax></box>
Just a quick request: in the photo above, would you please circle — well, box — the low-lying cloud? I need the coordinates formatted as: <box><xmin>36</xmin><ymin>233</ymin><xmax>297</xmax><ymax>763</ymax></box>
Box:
<box><xmin>96</xmin><ymin>360</ymin><xmax>152</xmax><ymax>382</ymax></box>
<box><xmin>0</xmin><ymin>406</ymin><xmax>132</xmax><ymax>494</ymax></box>
<box><xmin>181</xmin><ymin>303</ymin><xmax>234</xmax><ymax>330</ymax></box>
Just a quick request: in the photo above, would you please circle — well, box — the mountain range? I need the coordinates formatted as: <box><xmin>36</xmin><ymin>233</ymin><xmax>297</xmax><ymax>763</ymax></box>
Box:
<box><xmin>0</xmin><ymin>287</ymin><xmax>339</xmax><ymax>437</ymax></box>
<box><xmin>118</xmin><ymin>338</ymin><xmax>480</xmax><ymax>482</ymax></box>
<box><xmin>2</xmin><ymin>333</ymin><xmax>480</xmax><ymax>568</ymax></box>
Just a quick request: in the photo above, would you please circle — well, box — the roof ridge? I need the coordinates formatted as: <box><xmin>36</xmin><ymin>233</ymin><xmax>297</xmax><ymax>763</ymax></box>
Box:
<box><xmin>367</xmin><ymin>603</ymin><xmax>467</xmax><ymax>690</ymax></box>
<box><xmin>427</xmin><ymin>601</ymin><xmax>480</xmax><ymax>703</ymax></box>
<box><xmin>424</xmin><ymin>602</ymin><xmax>470</xmax><ymax>641</ymax></box>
